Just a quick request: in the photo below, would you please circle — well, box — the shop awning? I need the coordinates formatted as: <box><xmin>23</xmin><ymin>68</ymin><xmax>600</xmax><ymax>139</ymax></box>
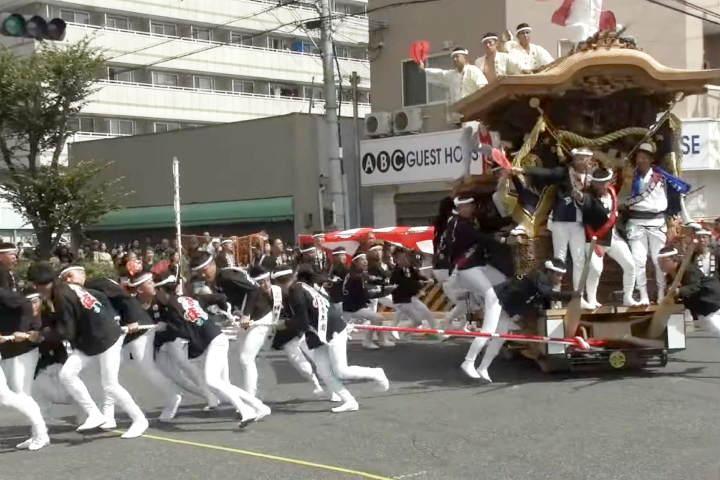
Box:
<box><xmin>88</xmin><ymin>197</ymin><xmax>293</xmax><ymax>231</ymax></box>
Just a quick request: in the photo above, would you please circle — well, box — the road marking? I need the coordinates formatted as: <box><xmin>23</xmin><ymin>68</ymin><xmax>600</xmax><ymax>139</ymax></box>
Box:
<box><xmin>394</xmin><ymin>471</ymin><xmax>427</xmax><ymax>479</ymax></box>
<box><xmin>112</xmin><ymin>430</ymin><xmax>394</xmax><ymax>480</ymax></box>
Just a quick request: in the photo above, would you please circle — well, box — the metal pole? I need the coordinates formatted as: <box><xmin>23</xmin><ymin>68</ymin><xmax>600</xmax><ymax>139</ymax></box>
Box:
<box><xmin>309</xmin><ymin>75</ymin><xmax>315</xmax><ymax>113</ymax></box>
<box><xmin>320</xmin><ymin>0</ymin><xmax>346</xmax><ymax>230</ymax></box>
<box><xmin>172</xmin><ymin>157</ymin><xmax>182</xmax><ymax>281</ymax></box>
<box><xmin>351</xmin><ymin>71</ymin><xmax>361</xmax><ymax>228</ymax></box>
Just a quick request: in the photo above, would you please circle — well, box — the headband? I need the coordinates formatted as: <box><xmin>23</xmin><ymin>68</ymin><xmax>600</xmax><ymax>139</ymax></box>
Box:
<box><xmin>332</xmin><ymin>249</ymin><xmax>346</xmax><ymax>255</ymax></box>
<box><xmin>220</xmin><ymin>239</ymin><xmax>233</xmax><ymax>245</ymax></box>
<box><xmin>516</xmin><ymin>26</ymin><xmax>532</xmax><ymax>34</ymax></box>
<box><xmin>696</xmin><ymin>229</ymin><xmax>711</xmax><ymax>236</ymax></box>
<box><xmin>589</xmin><ymin>170</ymin><xmax>613</xmax><ymax>182</ymax></box>
<box><xmin>353</xmin><ymin>253</ymin><xmax>367</xmax><ymax>261</ymax></box>
<box><xmin>544</xmin><ymin>260</ymin><xmax>567</xmax><ymax>274</ymax></box>
<box><xmin>571</xmin><ymin>147</ymin><xmax>593</xmax><ymax>157</ymax></box>
<box><xmin>657</xmin><ymin>248</ymin><xmax>679</xmax><ymax>258</ymax></box>
<box><xmin>25</xmin><ymin>293</ymin><xmax>40</xmax><ymax>300</ymax></box>
<box><xmin>252</xmin><ymin>273</ymin><xmax>270</xmax><ymax>282</ymax></box>
<box><xmin>369</xmin><ymin>245</ymin><xmax>383</xmax><ymax>251</ymax></box>
<box><xmin>128</xmin><ymin>272</ymin><xmax>153</xmax><ymax>288</ymax></box>
<box><xmin>312</xmin><ymin>234</ymin><xmax>325</xmax><ymax>238</ymax></box>
<box><xmin>0</xmin><ymin>248</ymin><xmax>16</xmax><ymax>253</ymax></box>
<box><xmin>59</xmin><ymin>266</ymin><xmax>84</xmax><ymax>278</ymax></box>
<box><xmin>451</xmin><ymin>49</ymin><xmax>468</xmax><ymax>57</ymax></box>
<box><xmin>481</xmin><ymin>35</ymin><xmax>498</xmax><ymax>44</ymax></box>
<box><xmin>154</xmin><ymin>274</ymin><xmax>177</xmax><ymax>287</ymax></box>
<box><xmin>190</xmin><ymin>256</ymin><xmax>213</xmax><ymax>271</ymax></box>
<box><xmin>300</xmin><ymin>247</ymin><xmax>316</xmax><ymax>253</ymax></box>
<box><xmin>454</xmin><ymin>197</ymin><xmax>474</xmax><ymax>206</ymax></box>
<box><xmin>271</xmin><ymin>269</ymin><xmax>294</xmax><ymax>279</ymax></box>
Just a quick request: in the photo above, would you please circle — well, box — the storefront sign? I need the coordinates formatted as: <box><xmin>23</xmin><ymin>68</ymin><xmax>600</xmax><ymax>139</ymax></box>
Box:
<box><xmin>360</xmin><ymin>129</ymin><xmax>481</xmax><ymax>186</ymax></box>
<box><xmin>681</xmin><ymin>119</ymin><xmax>720</xmax><ymax>170</ymax></box>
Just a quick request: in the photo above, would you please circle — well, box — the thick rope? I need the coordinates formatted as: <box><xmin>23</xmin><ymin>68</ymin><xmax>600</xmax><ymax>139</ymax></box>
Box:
<box><xmin>557</xmin><ymin>127</ymin><xmax>649</xmax><ymax>147</ymax></box>
<box><xmin>513</xmin><ymin>115</ymin><xmax>546</xmax><ymax>167</ymax></box>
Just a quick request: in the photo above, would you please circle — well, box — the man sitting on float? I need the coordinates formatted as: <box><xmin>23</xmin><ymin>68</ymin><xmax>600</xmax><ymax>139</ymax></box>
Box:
<box><xmin>621</xmin><ymin>142</ymin><xmax>692</xmax><ymax>305</ymax></box>
<box><xmin>574</xmin><ymin>167</ymin><xmax>638</xmax><ymax>308</ymax></box>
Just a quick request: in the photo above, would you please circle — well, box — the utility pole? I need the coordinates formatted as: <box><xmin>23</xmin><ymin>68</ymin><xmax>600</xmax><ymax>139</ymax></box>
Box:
<box><xmin>319</xmin><ymin>0</ymin><xmax>346</xmax><ymax>230</ymax></box>
<box><xmin>351</xmin><ymin>71</ymin><xmax>361</xmax><ymax>228</ymax></box>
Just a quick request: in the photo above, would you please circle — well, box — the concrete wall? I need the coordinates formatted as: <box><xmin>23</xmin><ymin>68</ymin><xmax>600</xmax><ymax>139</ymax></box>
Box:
<box><xmin>69</xmin><ymin>113</ymin><xmax>365</xmax><ymax>236</ymax></box>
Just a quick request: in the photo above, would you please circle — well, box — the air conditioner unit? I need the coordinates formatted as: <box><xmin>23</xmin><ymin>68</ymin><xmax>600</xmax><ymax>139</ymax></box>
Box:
<box><xmin>392</xmin><ymin>108</ymin><xmax>423</xmax><ymax>135</ymax></box>
<box><xmin>364</xmin><ymin>112</ymin><xmax>392</xmax><ymax>138</ymax></box>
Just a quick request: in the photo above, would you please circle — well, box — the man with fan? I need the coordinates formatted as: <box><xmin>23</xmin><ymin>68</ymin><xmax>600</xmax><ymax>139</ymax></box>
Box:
<box><xmin>418</xmin><ymin>46</ymin><xmax>487</xmax><ymax>106</ymax></box>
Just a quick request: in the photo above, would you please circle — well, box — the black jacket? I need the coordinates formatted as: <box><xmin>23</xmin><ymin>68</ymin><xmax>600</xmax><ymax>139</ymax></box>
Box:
<box><xmin>327</xmin><ymin>262</ymin><xmax>349</xmax><ymax>304</ymax></box>
<box><xmin>448</xmin><ymin>216</ymin><xmax>499</xmax><ymax>270</ymax></box>
<box><xmin>368</xmin><ymin>261</ymin><xmax>391</xmax><ymax>286</ymax></box>
<box><xmin>526</xmin><ymin>166</ymin><xmax>583</xmax><ymax>223</ymax></box>
<box><xmin>285</xmin><ymin>282</ymin><xmax>345</xmax><ymax>349</ymax></box>
<box><xmin>51</xmin><ymin>283</ymin><xmax>122</xmax><ymax>356</ymax></box>
<box><xmin>86</xmin><ymin>278</ymin><xmax>153</xmax><ymax>345</ymax></box>
<box><xmin>0</xmin><ymin>288</ymin><xmax>39</xmax><ymax>359</ymax></box>
<box><xmin>158</xmin><ymin>295</ymin><xmax>221</xmax><ymax>358</ymax></box>
<box><xmin>0</xmin><ymin>265</ymin><xmax>18</xmax><ymax>292</ymax></box>
<box><xmin>576</xmin><ymin>192</ymin><xmax>614</xmax><ymax>246</ymax></box>
<box><xmin>495</xmin><ymin>270</ymin><xmax>573</xmax><ymax>317</ymax></box>
<box><xmin>342</xmin><ymin>271</ymin><xmax>386</xmax><ymax>312</ymax></box>
<box><xmin>433</xmin><ymin>216</ymin><xmax>457</xmax><ymax>270</ymax></box>
<box><xmin>676</xmin><ymin>265</ymin><xmax>720</xmax><ymax>317</ymax></box>
<box><xmin>390</xmin><ymin>266</ymin><xmax>422</xmax><ymax>304</ymax></box>
<box><xmin>216</xmin><ymin>267</ymin><xmax>256</xmax><ymax>313</ymax></box>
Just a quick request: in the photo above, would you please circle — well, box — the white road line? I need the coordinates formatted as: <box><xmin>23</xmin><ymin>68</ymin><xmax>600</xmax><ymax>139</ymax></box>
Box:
<box><xmin>393</xmin><ymin>472</ymin><xmax>427</xmax><ymax>479</ymax></box>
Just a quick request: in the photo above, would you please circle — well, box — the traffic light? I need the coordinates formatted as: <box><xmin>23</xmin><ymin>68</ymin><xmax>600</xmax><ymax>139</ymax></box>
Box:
<box><xmin>0</xmin><ymin>14</ymin><xmax>66</xmax><ymax>41</ymax></box>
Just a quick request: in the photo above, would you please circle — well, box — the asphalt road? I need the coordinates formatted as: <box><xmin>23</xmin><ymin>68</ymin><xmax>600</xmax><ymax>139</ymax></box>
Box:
<box><xmin>2</xmin><ymin>329</ymin><xmax>720</xmax><ymax>480</ymax></box>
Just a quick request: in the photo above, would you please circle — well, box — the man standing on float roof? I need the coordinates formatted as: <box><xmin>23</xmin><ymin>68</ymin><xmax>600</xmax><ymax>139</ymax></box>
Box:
<box><xmin>510</xmin><ymin>23</ymin><xmax>554</xmax><ymax>71</ymax></box>
<box><xmin>475</xmin><ymin>33</ymin><xmax>526</xmax><ymax>83</ymax></box>
<box><xmin>419</xmin><ymin>46</ymin><xmax>487</xmax><ymax>106</ymax></box>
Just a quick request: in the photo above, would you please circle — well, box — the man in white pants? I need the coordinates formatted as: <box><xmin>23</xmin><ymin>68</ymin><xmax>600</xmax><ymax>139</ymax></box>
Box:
<box><xmin>29</xmin><ymin>261</ymin><xmax>149</xmax><ymax>439</ymax></box>
<box><xmin>516</xmin><ymin>148</ymin><xmax>592</xmax><ymax>292</ymax></box>
<box><xmin>575</xmin><ymin>168</ymin><xmax>638</xmax><ymax>307</ymax></box>
<box><xmin>658</xmin><ymin>245</ymin><xmax>720</xmax><ymax>338</ymax></box>
<box><xmin>391</xmin><ymin>249</ymin><xmax>440</xmax><ymax>331</ymax></box>
<box><xmin>461</xmin><ymin>258</ymin><xmax>575</xmax><ymax>381</ymax></box>
<box><xmin>0</xmin><ymin>285</ymin><xmax>49</xmax><ymax>451</ymax></box>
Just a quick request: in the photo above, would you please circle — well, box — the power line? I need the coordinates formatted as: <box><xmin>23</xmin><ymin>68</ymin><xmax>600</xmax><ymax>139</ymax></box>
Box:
<box><xmin>643</xmin><ymin>0</ymin><xmax>720</xmax><ymax>27</ymax></box>
<box><xmin>669</xmin><ymin>0</ymin><xmax>720</xmax><ymax>22</ymax></box>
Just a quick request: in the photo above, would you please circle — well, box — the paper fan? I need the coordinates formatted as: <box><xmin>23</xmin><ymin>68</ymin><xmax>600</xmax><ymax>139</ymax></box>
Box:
<box><xmin>410</xmin><ymin>40</ymin><xmax>430</xmax><ymax>65</ymax></box>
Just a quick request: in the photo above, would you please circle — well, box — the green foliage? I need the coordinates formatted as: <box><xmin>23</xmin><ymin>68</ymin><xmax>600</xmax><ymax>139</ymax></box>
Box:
<box><xmin>0</xmin><ymin>36</ymin><xmax>127</xmax><ymax>258</ymax></box>
<box><xmin>81</xmin><ymin>260</ymin><xmax>117</xmax><ymax>281</ymax></box>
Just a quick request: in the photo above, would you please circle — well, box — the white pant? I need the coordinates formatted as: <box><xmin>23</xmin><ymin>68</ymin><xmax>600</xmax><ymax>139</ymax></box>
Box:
<box><xmin>434</xmin><ymin>269</ymin><xmax>479</xmax><ymax>325</ymax></box>
<box><xmin>0</xmin><ymin>351</ymin><xmax>47</xmax><ymax>437</ymax></box>
<box><xmin>464</xmin><ymin>288</ymin><xmax>511</xmax><ymax>367</ymax></box>
<box><xmin>59</xmin><ymin>335</ymin><xmax>145</xmax><ymax>423</ymax></box>
<box><xmin>627</xmin><ymin>221</ymin><xmax>667</xmax><ymax>297</ymax></box>
<box><xmin>312</xmin><ymin>328</ymin><xmax>382</xmax><ymax>398</ymax></box>
<box><xmin>699</xmin><ymin>311</ymin><xmax>720</xmax><ymax>338</ymax></box>
<box><xmin>586</xmin><ymin>232</ymin><xmax>636</xmax><ymax>305</ymax></box>
<box><xmin>202</xmin><ymin>334</ymin><xmax>267</xmax><ymax>419</ymax></box>
<box><xmin>155</xmin><ymin>339</ymin><xmax>215</xmax><ymax>403</ymax></box>
<box><xmin>281</xmin><ymin>335</ymin><xmax>322</xmax><ymax>392</ymax></box>
<box><xmin>550</xmin><ymin>221</ymin><xmax>586</xmax><ymax>291</ymax></box>
<box><xmin>238</xmin><ymin>319</ymin><xmax>272</xmax><ymax>397</ymax></box>
<box><xmin>456</xmin><ymin>267</ymin><xmax>494</xmax><ymax>303</ymax></box>
<box><xmin>1</xmin><ymin>348</ymin><xmax>40</xmax><ymax>396</ymax></box>
<box><xmin>394</xmin><ymin>297</ymin><xmax>438</xmax><ymax>329</ymax></box>
<box><xmin>103</xmin><ymin>331</ymin><xmax>180</xmax><ymax>421</ymax></box>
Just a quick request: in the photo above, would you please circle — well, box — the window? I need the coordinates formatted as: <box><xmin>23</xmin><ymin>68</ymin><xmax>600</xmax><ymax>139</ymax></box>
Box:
<box><xmin>335</xmin><ymin>45</ymin><xmax>349</xmax><ymax>58</ymax></box>
<box><xmin>402</xmin><ymin>54</ymin><xmax>455</xmax><ymax>107</ymax></box>
<box><xmin>270</xmin><ymin>83</ymin><xmax>299</xmax><ymax>97</ymax></box>
<box><xmin>106</xmin><ymin>16</ymin><xmax>130</xmax><ymax>30</ymax></box>
<box><xmin>302</xmin><ymin>42</ymin><xmax>320</xmax><ymax>55</ymax></box>
<box><xmin>230</xmin><ymin>32</ymin><xmax>253</xmax><ymax>46</ymax></box>
<box><xmin>151</xmin><ymin>22</ymin><xmax>177</xmax><ymax>36</ymax></box>
<box><xmin>154</xmin><ymin>122</ymin><xmax>181</xmax><ymax>133</ymax></box>
<box><xmin>193</xmin><ymin>76</ymin><xmax>214</xmax><ymax>90</ymax></box>
<box><xmin>67</xmin><ymin>117</ymin><xmax>95</xmax><ymax>132</ymax></box>
<box><xmin>108</xmin><ymin>67</ymin><xmax>133</xmax><ymax>82</ymax></box>
<box><xmin>192</xmin><ymin>27</ymin><xmax>211</xmax><ymax>41</ymax></box>
<box><xmin>60</xmin><ymin>10</ymin><xmax>90</xmax><ymax>24</ymax></box>
<box><xmin>303</xmin><ymin>86</ymin><xmax>323</xmax><ymax>100</ymax></box>
<box><xmin>108</xmin><ymin>119</ymin><xmax>134</xmax><ymax>135</ymax></box>
<box><xmin>152</xmin><ymin>71</ymin><xmax>179</xmax><ymax>87</ymax></box>
<box><xmin>267</xmin><ymin>37</ymin><xmax>284</xmax><ymax>50</ymax></box>
<box><xmin>232</xmin><ymin>79</ymin><xmax>255</xmax><ymax>94</ymax></box>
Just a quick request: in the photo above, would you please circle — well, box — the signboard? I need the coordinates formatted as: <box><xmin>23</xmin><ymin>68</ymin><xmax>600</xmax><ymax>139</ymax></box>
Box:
<box><xmin>360</xmin><ymin>129</ymin><xmax>481</xmax><ymax>186</ymax></box>
<box><xmin>681</xmin><ymin>119</ymin><xmax>720</xmax><ymax>171</ymax></box>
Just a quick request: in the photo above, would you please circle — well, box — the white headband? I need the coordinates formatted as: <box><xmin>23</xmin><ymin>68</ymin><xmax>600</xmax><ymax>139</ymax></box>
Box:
<box><xmin>300</xmin><ymin>247</ymin><xmax>316</xmax><ymax>253</ymax></box>
<box><xmin>696</xmin><ymin>229</ymin><xmax>711</xmax><ymax>236</ymax></box>
<box><xmin>272</xmin><ymin>269</ymin><xmax>294</xmax><ymax>279</ymax></box>
<box><xmin>353</xmin><ymin>254</ymin><xmax>367</xmax><ymax>261</ymax></box>
<box><xmin>451</xmin><ymin>49</ymin><xmax>468</xmax><ymax>57</ymax></box>
<box><xmin>59</xmin><ymin>266</ymin><xmax>84</xmax><ymax>278</ymax></box>
<box><xmin>516</xmin><ymin>26</ymin><xmax>532</xmax><ymax>34</ymax></box>
<box><xmin>25</xmin><ymin>293</ymin><xmax>40</xmax><ymax>300</ymax></box>
<box><xmin>571</xmin><ymin>147</ymin><xmax>593</xmax><ymax>157</ymax></box>
<box><xmin>0</xmin><ymin>248</ymin><xmax>16</xmax><ymax>253</ymax></box>
<box><xmin>589</xmin><ymin>170</ymin><xmax>613</xmax><ymax>182</ymax></box>
<box><xmin>128</xmin><ymin>272</ymin><xmax>153</xmax><ymax>288</ymax></box>
<box><xmin>332</xmin><ymin>250</ymin><xmax>346</xmax><ymax>256</ymax></box>
<box><xmin>454</xmin><ymin>197</ymin><xmax>474</xmax><ymax>206</ymax></box>
<box><xmin>312</xmin><ymin>234</ymin><xmax>325</xmax><ymax>239</ymax></box>
<box><xmin>252</xmin><ymin>273</ymin><xmax>270</xmax><ymax>282</ymax></box>
<box><xmin>369</xmin><ymin>245</ymin><xmax>383</xmax><ymax>251</ymax></box>
<box><xmin>221</xmin><ymin>239</ymin><xmax>233</xmax><ymax>245</ymax></box>
<box><xmin>657</xmin><ymin>248</ymin><xmax>679</xmax><ymax>258</ymax></box>
<box><xmin>190</xmin><ymin>256</ymin><xmax>213</xmax><ymax>271</ymax></box>
<box><xmin>544</xmin><ymin>260</ymin><xmax>567</xmax><ymax>274</ymax></box>
<box><xmin>154</xmin><ymin>274</ymin><xmax>177</xmax><ymax>287</ymax></box>
<box><xmin>482</xmin><ymin>35</ymin><xmax>498</xmax><ymax>44</ymax></box>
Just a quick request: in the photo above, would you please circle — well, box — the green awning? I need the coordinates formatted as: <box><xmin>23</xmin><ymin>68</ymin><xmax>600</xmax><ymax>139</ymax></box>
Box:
<box><xmin>89</xmin><ymin>197</ymin><xmax>293</xmax><ymax>231</ymax></box>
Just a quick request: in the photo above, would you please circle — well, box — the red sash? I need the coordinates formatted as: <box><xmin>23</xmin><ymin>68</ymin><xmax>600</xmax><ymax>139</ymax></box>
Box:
<box><xmin>584</xmin><ymin>185</ymin><xmax>617</xmax><ymax>257</ymax></box>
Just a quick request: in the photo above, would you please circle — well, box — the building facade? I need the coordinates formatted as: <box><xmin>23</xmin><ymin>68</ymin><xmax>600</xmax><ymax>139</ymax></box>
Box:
<box><xmin>363</xmin><ymin>0</ymin><xmax>720</xmax><ymax>226</ymax></box>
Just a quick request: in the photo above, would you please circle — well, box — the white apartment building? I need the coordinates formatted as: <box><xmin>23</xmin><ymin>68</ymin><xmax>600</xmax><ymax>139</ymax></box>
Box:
<box><xmin>0</xmin><ymin>0</ymin><xmax>372</xmax><ymax>240</ymax></box>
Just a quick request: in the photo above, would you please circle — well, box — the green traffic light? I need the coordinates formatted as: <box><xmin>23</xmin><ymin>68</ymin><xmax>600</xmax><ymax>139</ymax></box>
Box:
<box><xmin>2</xmin><ymin>14</ymin><xmax>25</xmax><ymax>37</ymax></box>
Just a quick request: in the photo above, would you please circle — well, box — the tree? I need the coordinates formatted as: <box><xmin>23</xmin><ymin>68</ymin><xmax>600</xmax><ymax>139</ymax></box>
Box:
<box><xmin>0</xmin><ymin>36</ymin><xmax>127</xmax><ymax>258</ymax></box>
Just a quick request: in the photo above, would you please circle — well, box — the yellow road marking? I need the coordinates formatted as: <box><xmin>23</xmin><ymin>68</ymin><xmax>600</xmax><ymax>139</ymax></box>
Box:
<box><xmin>112</xmin><ymin>430</ymin><xmax>395</xmax><ymax>480</ymax></box>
